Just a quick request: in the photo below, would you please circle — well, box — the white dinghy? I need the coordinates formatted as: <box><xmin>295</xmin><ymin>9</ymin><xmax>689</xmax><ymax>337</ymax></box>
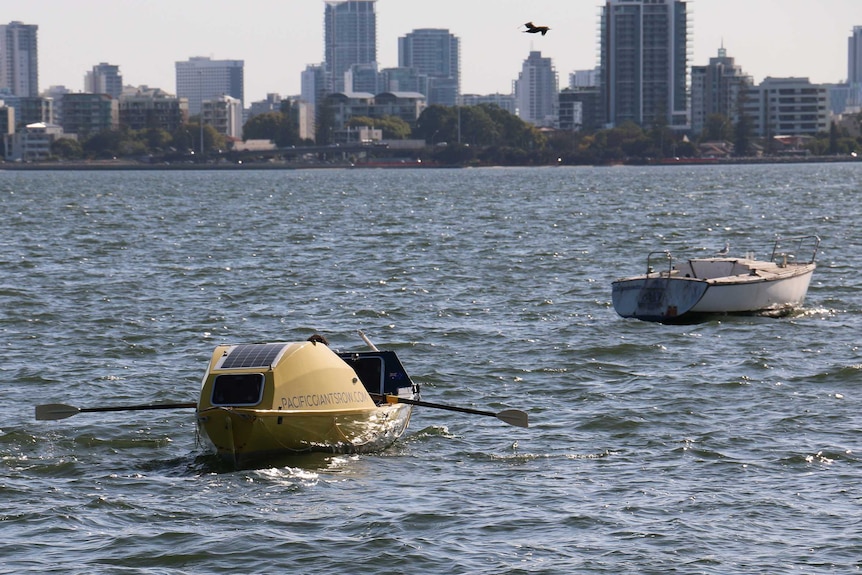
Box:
<box><xmin>612</xmin><ymin>235</ymin><xmax>820</xmax><ymax>323</ymax></box>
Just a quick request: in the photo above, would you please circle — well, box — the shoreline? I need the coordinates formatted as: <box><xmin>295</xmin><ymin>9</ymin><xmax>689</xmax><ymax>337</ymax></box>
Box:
<box><xmin>1</xmin><ymin>155</ymin><xmax>859</xmax><ymax>171</ymax></box>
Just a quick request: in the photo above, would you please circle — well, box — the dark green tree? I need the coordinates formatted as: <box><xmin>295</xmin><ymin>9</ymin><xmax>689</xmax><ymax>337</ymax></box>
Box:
<box><xmin>829</xmin><ymin>121</ymin><xmax>839</xmax><ymax>155</ymax></box>
<box><xmin>83</xmin><ymin>129</ymin><xmax>123</xmax><ymax>158</ymax></box>
<box><xmin>702</xmin><ymin>114</ymin><xmax>733</xmax><ymax>142</ymax></box>
<box><xmin>433</xmin><ymin>143</ymin><xmax>477</xmax><ymax>165</ymax></box>
<box><xmin>647</xmin><ymin>108</ymin><xmax>669</xmax><ymax>157</ymax></box>
<box><xmin>242</xmin><ymin>100</ymin><xmax>303</xmax><ymax>147</ymax></box>
<box><xmin>414</xmin><ymin>104</ymin><xmax>546</xmax><ymax>163</ymax></box>
<box><xmin>734</xmin><ymin>114</ymin><xmax>753</xmax><ymax>157</ymax></box>
<box><xmin>603</xmin><ymin>121</ymin><xmax>649</xmax><ymax>160</ymax></box>
<box><xmin>480</xmin><ymin>104</ymin><xmax>545</xmax><ymax>150</ymax></box>
<box><xmin>347</xmin><ymin>115</ymin><xmax>412</xmax><ymax>139</ymax></box>
<box><xmin>733</xmin><ymin>89</ymin><xmax>753</xmax><ymax>157</ymax></box>
<box><xmin>171</xmin><ymin>125</ymin><xmax>196</xmax><ymax>152</ymax></box>
<box><xmin>315</xmin><ymin>98</ymin><xmax>338</xmax><ymax>145</ymax></box>
<box><xmin>456</xmin><ymin>106</ymin><xmax>500</xmax><ymax>146</ymax></box>
<box><xmin>243</xmin><ymin>112</ymin><xmax>295</xmax><ymax>147</ymax></box>
<box><xmin>141</xmin><ymin>128</ymin><xmax>172</xmax><ymax>152</ymax></box>
<box><xmin>51</xmin><ymin>137</ymin><xmax>84</xmax><ymax>160</ymax></box>
<box><xmin>279</xmin><ymin>99</ymin><xmax>302</xmax><ymax>145</ymax></box>
<box><xmin>170</xmin><ymin>122</ymin><xmax>226</xmax><ymax>158</ymax></box>
<box><xmin>805</xmin><ymin>138</ymin><xmax>828</xmax><ymax>156</ymax></box>
<box><xmin>543</xmin><ymin>130</ymin><xmax>587</xmax><ymax>165</ymax></box>
<box><xmin>202</xmin><ymin>124</ymin><xmax>228</xmax><ymax>155</ymax></box>
<box><xmin>414</xmin><ymin>105</ymin><xmax>458</xmax><ymax>144</ymax></box>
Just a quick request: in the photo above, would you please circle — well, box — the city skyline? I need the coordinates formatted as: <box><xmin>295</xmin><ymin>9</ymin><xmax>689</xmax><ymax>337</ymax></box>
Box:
<box><xmin>9</xmin><ymin>0</ymin><xmax>862</xmax><ymax>104</ymax></box>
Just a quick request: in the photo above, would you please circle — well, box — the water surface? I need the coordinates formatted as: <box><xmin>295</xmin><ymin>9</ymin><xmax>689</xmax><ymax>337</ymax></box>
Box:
<box><xmin>1</xmin><ymin>163</ymin><xmax>860</xmax><ymax>574</ymax></box>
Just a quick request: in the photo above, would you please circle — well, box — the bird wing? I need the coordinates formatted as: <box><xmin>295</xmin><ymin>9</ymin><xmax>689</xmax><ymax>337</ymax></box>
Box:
<box><xmin>524</xmin><ymin>22</ymin><xmax>535</xmax><ymax>28</ymax></box>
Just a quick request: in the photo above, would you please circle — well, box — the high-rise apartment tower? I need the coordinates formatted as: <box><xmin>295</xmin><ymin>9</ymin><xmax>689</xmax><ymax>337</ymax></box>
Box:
<box><xmin>0</xmin><ymin>21</ymin><xmax>38</xmax><ymax>97</ymax></box>
<box><xmin>324</xmin><ymin>0</ymin><xmax>377</xmax><ymax>93</ymax></box>
<box><xmin>690</xmin><ymin>46</ymin><xmax>752</xmax><ymax>136</ymax></box>
<box><xmin>514</xmin><ymin>51</ymin><xmax>559</xmax><ymax>128</ymax></box>
<box><xmin>85</xmin><ymin>63</ymin><xmax>123</xmax><ymax>99</ymax></box>
<box><xmin>398</xmin><ymin>29</ymin><xmax>460</xmax><ymax>106</ymax></box>
<box><xmin>849</xmin><ymin>26</ymin><xmax>862</xmax><ymax>84</ymax></box>
<box><xmin>600</xmin><ymin>0</ymin><xmax>689</xmax><ymax>129</ymax></box>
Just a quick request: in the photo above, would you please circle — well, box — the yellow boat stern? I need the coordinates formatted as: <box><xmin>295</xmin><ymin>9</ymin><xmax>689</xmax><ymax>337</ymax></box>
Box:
<box><xmin>195</xmin><ymin>340</ymin><xmax>409</xmax><ymax>466</ymax></box>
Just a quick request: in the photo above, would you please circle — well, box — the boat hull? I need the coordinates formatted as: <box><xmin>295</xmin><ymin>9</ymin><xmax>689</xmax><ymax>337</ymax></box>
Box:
<box><xmin>197</xmin><ymin>403</ymin><xmax>413</xmax><ymax>467</ymax></box>
<box><xmin>611</xmin><ymin>276</ymin><xmax>708</xmax><ymax>321</ymax></box>
<box><xmin>689</xmin><ymin>265</ymin><xmax>814</xmax><ymax>314</ymax></box>
<box><xmin>612</xmin><ymin>260</ymin><xmax>815</xmax><ymax>323</ymax></box>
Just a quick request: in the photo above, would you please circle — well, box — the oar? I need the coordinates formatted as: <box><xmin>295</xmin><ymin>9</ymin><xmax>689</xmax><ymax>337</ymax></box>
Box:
<box><xmin>35</xmin><ymin>401</ymin><xmax>197</xmax><ymax>421</ymax></box>
<box><xmin>370</xmin><ymin>393</ymin><xmax>529</xmax><ymax>428</ymax></box>
<box><xmin>358</xmin><ymin>332</ymin><xmax>528</xmax><ymax>428</ymax></box>
<box><xmin>358</xmin><ymin>329</ymin><xmax>379</xmax><ymax>351</ymax></box>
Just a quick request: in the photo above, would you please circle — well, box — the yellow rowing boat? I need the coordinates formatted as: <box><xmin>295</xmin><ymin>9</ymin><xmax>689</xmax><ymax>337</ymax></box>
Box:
<box><xmin>36</xmin><ymin>333</ymin><xmax>527</xmax><ymax>466</ymax></box>
<box><xmin>196</xmin><ymin>337</ymin><xmax>418</xmax><ymax>467</ymax></box>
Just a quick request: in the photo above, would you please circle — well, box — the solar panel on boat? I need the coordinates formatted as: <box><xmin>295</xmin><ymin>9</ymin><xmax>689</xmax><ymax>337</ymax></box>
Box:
<box><xmin>220</xmin><ymin>343</ymin><xmax>287</xmax><ymax>369</ymax></box>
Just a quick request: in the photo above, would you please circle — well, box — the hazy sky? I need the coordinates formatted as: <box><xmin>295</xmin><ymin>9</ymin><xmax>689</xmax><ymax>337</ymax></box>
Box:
<box><xmin>13</xmin><ymin>0</ymin><xmax>862</xmax><ymax>102</ymax></box>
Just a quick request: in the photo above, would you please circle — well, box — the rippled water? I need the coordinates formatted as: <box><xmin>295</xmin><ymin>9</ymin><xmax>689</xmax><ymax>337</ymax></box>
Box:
<box><xmin>1</xmin><ymin>163</ymin><xmax>861</xmax><ymax>574</ymax></box>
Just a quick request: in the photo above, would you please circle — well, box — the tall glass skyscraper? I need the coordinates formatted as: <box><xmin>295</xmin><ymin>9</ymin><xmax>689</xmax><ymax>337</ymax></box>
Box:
<box><xmin>0</xmin><ymin>21</ymin><xmax>39</xmax><ymax>97</ymax></box>
<box><xmin>514</xmin><ymin>51</ymin><xmax>559</xmax><ymax>128</ymax></box>
<box><xmin>175</xmin><ymin>57</ymin><xmax>244</xmax><ymax>117</ymax></box>
<box><xmin>398</xmin><ymin>28</ymin><xmax>460</xmax><ymax>105</ymax></box>
<box><xmin>600</xmin><ymin>0</ymin><xmax>689</xmax><ymax>129</ymax></box>
<box><xmin>850</xmin><ymin>26</ymin><xmax>862</xmax><ymax>85</ymax></box>
<box><xmin>324</xmin><ymin>0</ymin><xmax>377</xmax><ymax>93</ymax></box>
<box><xmin>85</xmin><ymin>63</ymin><xmax>123</xmax><ymax>98</ymax></box>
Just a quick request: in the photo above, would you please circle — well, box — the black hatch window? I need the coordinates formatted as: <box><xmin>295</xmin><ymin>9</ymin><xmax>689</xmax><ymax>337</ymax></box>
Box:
<box><xmin>211</xmin><ymin>373</ymin><xmax>265</xmax><ymax>406</ymax></box>
<box><xmin>337</xmin><ymin>351</ymin><xmax>412</xmax><ymax>395</ymax></box>
<box><xmin>348</xmin><ymin>356</ymin><xmax>384</xmax><ymax>394</ymax></box>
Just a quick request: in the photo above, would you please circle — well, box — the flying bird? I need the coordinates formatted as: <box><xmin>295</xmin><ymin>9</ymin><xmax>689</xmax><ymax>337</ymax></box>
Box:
<box><xmin>523</xmin><ymin>22</ymin><xmax>551</xmax><ymax>36</ymax></box>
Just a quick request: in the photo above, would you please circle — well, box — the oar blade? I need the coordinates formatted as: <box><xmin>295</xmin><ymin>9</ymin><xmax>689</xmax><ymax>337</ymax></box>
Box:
<box><xmin>35</xmin><ymin>403</ymin><xmax>81</xmax><ymax>421</ymax></box>
<box><xmin>372</xmin><ymin>392</ymin><xmax>529</xmax><ymax>428</ymax></box>
<box><xmin>496</xmin><ymin>409</ymin><xmax>529</xmax><ymax>428</ymax></box>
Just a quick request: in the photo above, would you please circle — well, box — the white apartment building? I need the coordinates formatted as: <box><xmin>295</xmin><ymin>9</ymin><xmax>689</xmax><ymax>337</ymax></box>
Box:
<box><xmin>514</xmin><ymin>51</ymin><xmax>558</xmax><ymax>128</ymax></box>
<box><xmin>4</xmin><ymin>122</ymin><xmax>74</xmax><ymax>161</ymax></box>
<box><xmin>741</xmin><ymin>77</ymin><xmax>830</xmax><ymax>137</ymax></box>
<box><xmin>202</xmin><ymin>95</ymin><xmax>243</xmax><ymax>139</ymax></box>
